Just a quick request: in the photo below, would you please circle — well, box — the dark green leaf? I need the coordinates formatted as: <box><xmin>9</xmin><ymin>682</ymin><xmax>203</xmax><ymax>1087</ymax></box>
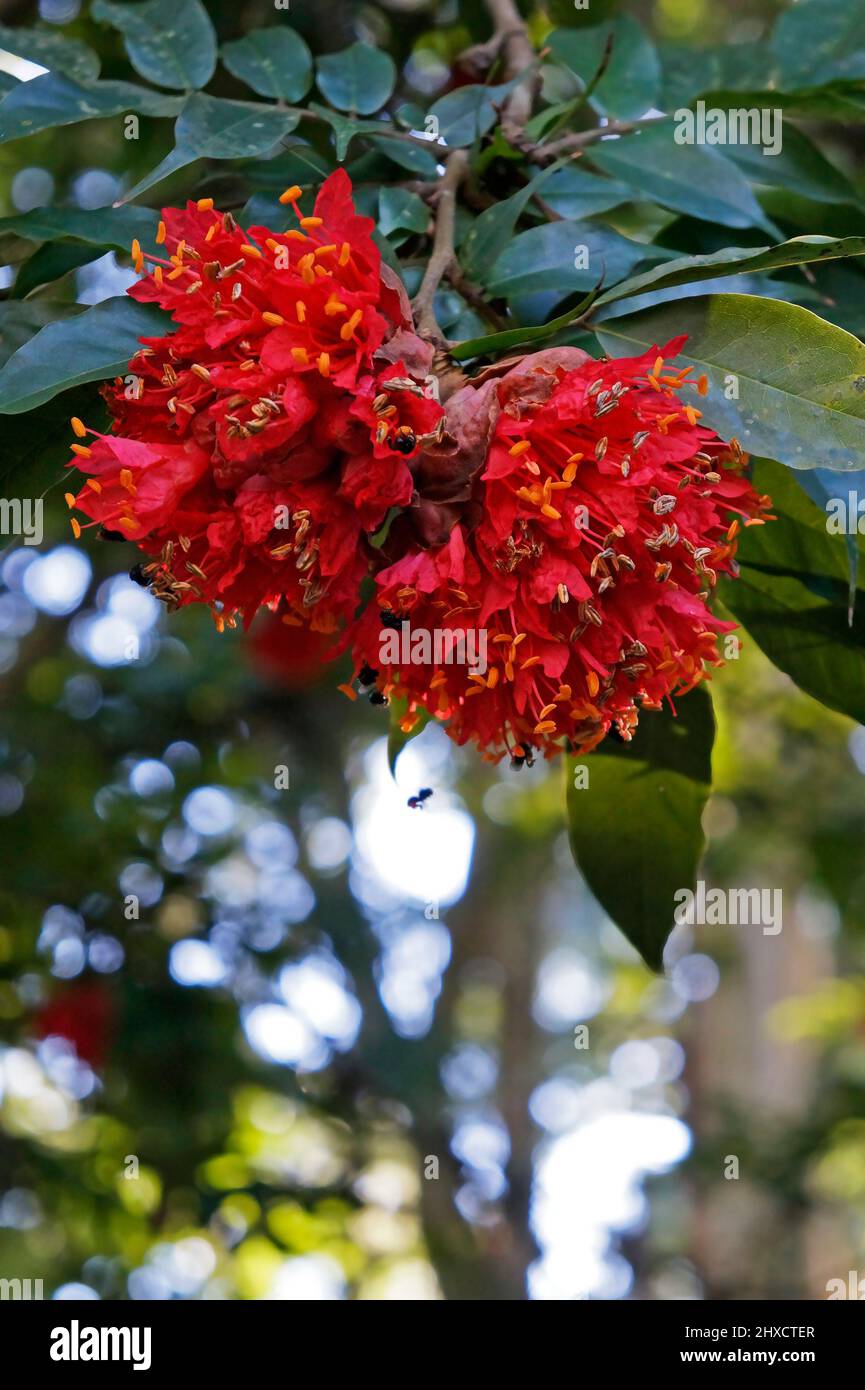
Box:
<box><xmin>0</xmin><ymin>297</ymin><xmax>169</xmax><ymax>414</ymax></box>
<box><xmin>549</xmin><ymin>16</ymin><xmax>661</xmax><ymax>120</ymax></box>
<box><xmin>309</xmin><ymin>104</ymin><xmax>384</xmax><ymax>161</ymax></box>
<box><xmin>566</xmin><ymin>685</ymin><xmax>714</xmax><ymax>971</ymax></box>
<box><xmin>428</xmin><ymin>83</ymin><xmax>512</xmax><ymax>147</ymax></box>
<box><xmin>460</xmin><ymin>163</ymin><xmax>566</xmax><ymax>281</ymax></box>
<box><xmin>0</xmin><ymin>22</ymin><xmax>100</xmax><ymax>81</ymax></box>
<box><xmin>588</xmin><ymin>120</ymin><xmax>778</xmax><ymax>234</ymax></box>
<box><xmin>721</xmin><ymin>458</ymin><xmax>865</xmax><ymax>722</ymax></box>
<box><xmin>220</xmin><ymin>27</ymin><xmax>313</xmax><ymax>102</ymax></box>
<box><xmin>770</xmin><ymin>0</ymin><xmax>865</xmax><ymax>89</ymax></box>
<box><xmin>535</xmin><ymin>166</ymin><xmax>632</xmax><ymax>221</ymax></box>
<box><xmin>726</xmin><ymin>124</ymin><xmax>862</xmax><ymax>208</ymax></box>
<box><xmin>0</xmin><ymin>73</ymin><xmax>181</xmax><ymax>143</ymax></box>
<box><xmin>120</xmin><ymin>95</ymin><xmax>302</xmax><ymax>202</ymax></box>
<box><xmin>0</xmin><ymin>205</ymin><xmax>159</xmax><ymax>251</ymax></box>
<box><xmin>378</xmin><ymin>187</ymin><xmax>428</xmax><ymax>237</ymax></box>
<box><xmin>91</xmin><ymin>0</ymin><xmax>217</xmax><ymax>90</ymax></box>
<box><xmin>593</xmin><ymin>235</ymin><xmax>865</xmax><ymax>312</ymax></box>
<box><xmin>450</xmin><ymin>291</ymin><xmax>600</xmax><ymax>362</ymax></box>
<box><xmin>316</xmin><ymin>43</ymin><xmax>396</xmax><ymax>116</ymax></box>
<box><xmin>176</xmin><ymin>93</ymin><xmax>299</xmax><ymax>157</ymax></box>
<box><xmin>596</xmin><ymin>294</ymin><xmax>865</xmax><ymax>474</ymax></box>
<box><xmin>12</xmin><ymin>241</ymin><xmax>102</xmax><ymax>298</ymax></box>
<box><xmin>485</xmin><ymin>220</ymin><xmax>669</xmax><ymax>301</ymax></box>
<box><xmin>0</xmin><ymin>300</ymin><xmax>82</xmax><ymax>370</ymax></box>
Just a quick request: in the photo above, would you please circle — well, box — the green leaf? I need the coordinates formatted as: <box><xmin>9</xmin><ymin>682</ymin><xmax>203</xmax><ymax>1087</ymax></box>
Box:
<box><xmin>770</xmin><ymin>0</ymin><xmax>865</xmax><ymax>89</ymax></box>
<box><xmin>378</xmin><ymin>187</ymin><xmax>428</xmax><ymax>238</ymax></box>
<box><xmin>596</xmin><ymin>294</ymin><xmax>865</xmax><ymax>475</ymax></box>
<box><xmin>12</xmin><ymin>240</ymin><xmax>103</xmax><ymax>298</ymax></box>
<box><xmin>450</xmin><ymin>291</ymin><xmax>600</xmax><ymax>361</ymax></box>
<box><xmin>726</xmin><ymin>125</ymin><xmax>863</xmax><ymax>209</ymax></box>
<box><xmin>220</xmin><ymin>27</ymin><xmax>313</xmax><ymax>102</ymax></box>
<box><xmin>0</xmin><ymin>300</ymin><xmax>82</xmax><ymax>370</ymax></box>
<box><xmin>535</xmin><ymin>166</ymin><xmax>632</xmax><ymax>221</ymax></box>
<box><xmin>0</xmin><ymin>385</ymin><xmax>108</xmax><ymax>495</ymax></box>
<box><xmin>588</xmin><ymin>120</ymin><xmax>778</xmax><ymax>234</ymax></box>
<box><xmin>485</xmin><ymin>220</ymin><xmax>668</xmax><ymax>301</ymax></box>
<box><xmin>119</xmin><ymin>95</ymin><xmax>302</xmax><ymax>203</ymax></box>
<box><xmin>593</xmin><ymin>235</ymin><xmax>865</xmax><ymax>312</ymax></box>
<box><xmin>0</xmin><ymin>72</ymin><xmax>181</xmax><ymax>143</ymax></box>
<box><xmin>316</xmin><ymin>42</ymin><xmax>396</xmax><ymax>116</ymax></box>
<box><xmin>0</xmin><ymin>297</ymin><xmax>169</xmax><ymax>414</ymax></box>
<box><xmin>176</xmin><ymin>92</ymin><xmax>299</xmax><ymax>157</ymax></box>
<box><xmin>0</xmin><ymin>21</ymin><xmax>100</xmax><ymax>81</ymax></box>
<box><xmin>721</xmin><ymin>458</ymin><xmax>865</xmax><ymax>723</ymax></box>
<box><xmin>309</xmin><ymin>103</ymin><xmax>384</xmax><ymax>161</ymax></box>
<box><xmin>370</xmin><ymin>134</ymin><xmax>439</xmax><ymax>177</ymax></box>
<box><xmin>549</xmin><ymin>16</ymin><xmax>661</xmax><ymax>120</ymax></box>
<box><xmin>566</xmin><ymin>685</ymin><xmax>714</xmax><ymax>971</ymax></box>
<box><xmin>460</xmin><ymin>162</ymin><xmax>566</xmax><ymax>282</ymax></box>
<box><xmin>118</xmin><ymin>143</ymin><xmax>200</xmax><ymax>204</ymax></box>
<box><xmin>91</xmin><ymin>0</ymin><xmax>217</xmax><ymax>90</ymax></box>
<box><xmin>0</xmin><ymin>205</ymin><xmax>159</xmax><ymax>252</ymax></box>
<box><xmin>428</xmin><ymin>82</ymin><xmax>512</xmax><ymax>147</ymax></box>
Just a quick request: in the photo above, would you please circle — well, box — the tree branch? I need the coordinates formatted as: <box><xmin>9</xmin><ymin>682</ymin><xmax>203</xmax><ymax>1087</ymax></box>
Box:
<box><xmin>411</xmin><ymin>149</ymin><xmax>471</xmax><ymax>346</ymax></box>
<box><xmin>481</xmin><ymin>0</ymin><xmax>540</xmax><ymax>142</ymax></box>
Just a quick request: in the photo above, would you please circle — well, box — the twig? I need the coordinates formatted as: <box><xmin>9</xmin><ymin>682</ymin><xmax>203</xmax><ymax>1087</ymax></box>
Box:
<box><xmin>411</xmin><ymin>149</ymin><xmax>470</xmax><ymax>345</ymax></box>
<box><xmin>530</xmin><ymin>114</ymin><xmax>667</xmax><ymax>164</ymax></box>
<box><xmin>445</xmin><ymin>263</ymin><xmax>510</xmax><ymax>332</ymax></box>
<box><xmin>481</xmin><ymin>0</ymin><xmax>540</xmax><ymax>142</ymax></box>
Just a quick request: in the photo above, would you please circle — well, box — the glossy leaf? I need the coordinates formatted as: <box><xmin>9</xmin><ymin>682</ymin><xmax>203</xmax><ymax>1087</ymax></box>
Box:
<box><xmin>0</xmin><ymin>21</ymin><xmax>100</xmax><ymax>81</ymax></box>
<box><xmin>91</xmin><ymin>0</ymin><xmax>217</xmax><ymax>90</ymax></box>
<box><xmin>588</xmin><ymin>120</ymin><xmax>778</xmax><ymax>234</ymax></box>
<box><xmin>549</xmin><ymin>16</ymin><xmax>661</xmax><ymax>120</ymax></box>
<box><xmin>593</xmin><ymin>235</ymin><xmax>865</xmax><ymax>312</ymax></box>
<box><xmin>566</xmin><ymin>685</ymin><xmax>714</xmax><ymax>971</ymax></box>
<box><xmin>316</xmin><ymin>43</ymin><xmax>396</xmax><ymax>116</ymax></box>
<box><xmin>596</xmin><ymin>293</ymin><xmax>865</xmax><ymax>474</ymax></box>
<box><xmin>220</xmin><ymin>27</ymin><xmax>313</xmax><ymax>102</ymax></box>
<box><xmin>485</xmin><ymin>220</ymin><xmax>669</xmax><ymax>301</ymax></box>
<box><xmin>0</xmin><ymin>297</ymin><xmax>169</xmax><ymax>415</ymax></box>
<box><xmin>0</xmin><ymin>73</ymin><xmax>181</xmax><ymax>143</ymax></box>
<box><xmin>721</xmin><ymin>459</ymin><xmax>865</xmax><ymax>723</ymax></box>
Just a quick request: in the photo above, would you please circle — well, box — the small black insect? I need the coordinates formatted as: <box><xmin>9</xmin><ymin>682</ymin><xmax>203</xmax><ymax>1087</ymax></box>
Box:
<box><xmin>388</xmin><ymin>428</ymin><xmax>417</xmax><ymax>456</ymax></box>
<box><xmin>369</xmin><ymin>690</ymin><xmax>388</xmax><ymax>707</ymax></box>
<box><xmin>379</xmin><ymin>610</ymin><xmax>403</xmax><ymax>631</ymax></box>
<box><xmin>99</xmin><ymin>527</ymin><xmax>127</xmax><ymax>542</ymax></box>
<box><xmin>129</xmin><ymin>563</ymin><xmax>149</xmax><ymax>587</ymax></box>
<box><xmin>510</xmin><ymin>743</ymin><xmax>535</xmax><ymax>770</ymax></box>
<box><xmin>358</xmin><ymin>664</ymin><xmax>378</xmax><ymax>687</ymax></box>
<box><xmin>407</xmin><ymin>787</ymin><xmax>433</xmax><ymax>810</ymax></box>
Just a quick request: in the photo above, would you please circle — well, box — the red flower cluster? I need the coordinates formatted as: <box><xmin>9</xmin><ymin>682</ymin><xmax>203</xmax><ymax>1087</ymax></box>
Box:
<box><xmin>67</xmin><ymin>173</ymin><xmax>771</xmax><ymax>761</ymax></box>
<box><xmin>348</xmin><ymin>344</ymin><xmax>772</xmax><ymax>763</ymax></box>
<box><xmin>66</xmin><ymin>170</ymin><xmax>443</xmax><ymax>634</ymax></box>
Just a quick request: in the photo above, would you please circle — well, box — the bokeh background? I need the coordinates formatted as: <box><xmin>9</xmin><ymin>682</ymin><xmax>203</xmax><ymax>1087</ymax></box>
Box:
<box><xmin>2</xmin><ymin>0</ymin><xmax>865</xmax><ymax>1301</ymax></box>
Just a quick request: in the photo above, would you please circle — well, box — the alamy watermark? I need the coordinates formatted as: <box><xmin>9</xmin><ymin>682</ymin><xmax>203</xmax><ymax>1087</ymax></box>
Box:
<box><xmin>674</xmin><ymin>100</ymin><xmax>782</xmax><ymax>157</ymax></box>
<box><xmin>674</xmin><ymin>881</ymin><xmax>783</xmax><ymax>935</ymax></box>
<box><xmin>0</xmin><ymin>497</ymin><xmax>42</xmax><ymax>546</ymax></box>
<box><xmin>379</xmin><ymin>621</ymin><xmax>488</xmax><ymax>676</ymax></box>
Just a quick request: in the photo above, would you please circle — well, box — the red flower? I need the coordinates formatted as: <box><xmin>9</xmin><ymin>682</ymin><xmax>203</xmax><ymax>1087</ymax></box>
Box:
<box><xmin>349</xmin><ymin>342</ymin><xmax>772</xmax><ymax>762</ymax></box>
<box><xmin>66</xmin><ymin>171</ymin><xmax>443</xmax><ymax>632</ymax></box>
